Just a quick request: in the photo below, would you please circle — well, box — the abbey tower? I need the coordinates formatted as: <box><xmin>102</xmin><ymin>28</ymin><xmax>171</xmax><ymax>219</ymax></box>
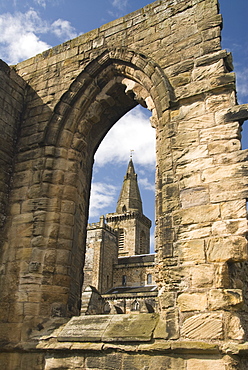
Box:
<box><xmin>83</xmin><ymin>158</ymin><xmax>155</xmax><ymax>301</ymax></box>
<box><xmin>106</xmin><ymin>157</ymin><xmax>151</xmax><ymax>257</ymax></box>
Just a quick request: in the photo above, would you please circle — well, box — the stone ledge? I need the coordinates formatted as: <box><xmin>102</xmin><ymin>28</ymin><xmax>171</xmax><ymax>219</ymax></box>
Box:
<box><xmin>224</xmin><ymin>104</ymin><xmax>248</xmax><ymax>123</ymax></box>
<box><xmin>35</xmin><ymin>339</ymin><xmax>223</xmax><ymax>354</ymax></box>
<box><xmin>4</xmin><ymin>338</ymin><xmax>248</xmax><ymax>357</ymax></box>
<box><xmin>56</xmin><ymin>313</ymin><xmax>159</xmax><ymax>343</ymax></box>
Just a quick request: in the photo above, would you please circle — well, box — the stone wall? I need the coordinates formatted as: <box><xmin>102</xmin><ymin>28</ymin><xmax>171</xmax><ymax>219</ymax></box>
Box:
<box><xmin>0</xmin><ymin>0</ymin><xmax>248</xmax><ymax>368</ymax></box>
<box><xmin>0</xmin><ymin>60</ymin><xmax>25</xmax><ymax>234</ymax></box>
<box><xmin>83</xmin><ymin>219</ymin><xmax>118</xmax><ymax>293</ymax></box>
<box><xmin>113</xmin><ymin>254</ymin><xmax>155</xmax><ymax>287</ymax></box>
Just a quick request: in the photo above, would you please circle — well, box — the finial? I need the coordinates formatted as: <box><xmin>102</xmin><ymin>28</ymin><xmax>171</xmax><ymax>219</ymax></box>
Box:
<box><xmin>130</xmin><ymin>149</ymin><xmax>134</xmax><ymax>158</ymax></box>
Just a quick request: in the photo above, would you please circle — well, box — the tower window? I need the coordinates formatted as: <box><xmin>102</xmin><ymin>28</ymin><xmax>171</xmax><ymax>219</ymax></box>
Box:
<box><xmin>122</xmin><ymin>275</ymin><xmax>127</xmax><ymax>286</ymax></box>
<box><xmin>147</xmin><ymin>273</ymin><xmax>152</xmax><ymax>285</ymax></box>
<box><xmin>118</xmin><ymin>229</ymin><xmax>124</xmax><ymax>249</ymax></box>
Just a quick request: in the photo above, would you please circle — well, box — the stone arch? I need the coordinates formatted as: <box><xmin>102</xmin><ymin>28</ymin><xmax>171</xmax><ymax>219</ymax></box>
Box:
<box><xmin>44</xmin><ymin>48</ymin><xmax>174</xmax><ymax>151</ymax></box>
<box><xmin>31</xmin><ymin>48</ymin><xmax>174</xmax><ymax>318</ymax></box>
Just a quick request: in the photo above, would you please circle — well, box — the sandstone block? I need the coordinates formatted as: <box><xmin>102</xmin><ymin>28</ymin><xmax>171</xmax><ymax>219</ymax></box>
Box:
<box><xmin>180</xmin><ymin>186</ymin><xmax>209</xmax><ymax>208</ymax></box>
<box><xmin>211</xmin><ymin>219</ymin><xmax>248</xmax><ymax>237</ymax></box>
<box><xmin>208</xmin><ymin>289</ymin><xmax>243</xmax><ymax>310</ymax></box>
<box><xmin>158</xmin><ymin>291</ymin><xmax>176</xmax><ymax>309</ymax></box>
<box><xmin>178</xmin><ymin>100</ymin><xmax>206</xmax><ymax>120</ymax></box>
<box><xmin>177</xmin><ymin>223</ymin><xmax>211</xmax><ymax>240</ymax></box>
<box><xmin>173</xmin><ymin>204</ymin><xmax>220</xmax><ymax>225</ymax></box>
<box><xmin>177</xmin><ymin>113</ymin><xmax>215</xmax><ymax>131</ymax></box>
<box><xmin>178</xmin><ymin>172</ymin><xmax>202</xmax><ymax>189</ymax></box>
<box><xmin>201</xmin><ymin>163</ymin><xmax>240</xmax><ymax>183</ymax></box>
<box><xmin>181</xmin><ymin>312</ymin><xmax>223</xmax><ymax>340</ymax></box>
<box><xmin>206</xmin><ymin>91</ymin><xmax>232</xmax><ymax>112</ymax></box>
<box><xmin>153</xmin><ymin>309</ymin><xmax>179</xmax><ymax>340</ymax></box>
<box><xmin>192</xmin><ymin>59</ymin><xmax>224</xmax><ymax>82</ymax></box>
<box><xmin>208</xmin><ymin>139</ymin><xmax>241</xmax><ymax>154</ymax></box>
<box><xmin>174</xmin><ymin>239</ymin><xmax>205</xmax><ymax>263</ymax></box>
<box><xmin>227</xmin><ymin>314</ymin><xmax>245</xmax><ymax>341</ymax></box>
<box><xmin>209</xmin><ymin>178</ymin><xmax>248</xmax><ymax>202</ymax></box>
<box><xmin>207</xmin><ymin>236</ymin><xmax>248</xmax><ymax>262</ymax></box>
<box><xmin>220</xmin><ymin>199</ymin><xmax>247</xmax><ymax>219</ymax></box>
<box><xmin>176</xmin><ymin>157</ymin><xmax>213</xmax><ymax>174</ymax></box>
<box><xmin>177</xmin><ymin>292</ymin><xmax>207</xmax><ymax>312</ymax></box>
<box><xmin>213</xmin><ymin>263</ymin><xmax>230</xmax><ymax>289</ymax></box>
<box><xmin>171</xmin><ymin>130</ymin><xmax>199</xmax><ymax>148</ymax></box>
<box><xmin>187</xmin><ymin>358</ymin><xmax>226</xmax><ymax>370</ymax></box>
<box><xmin>200</xmin><ymin>122</ymin><xmax>240</xmax><ymax>143</ymax></box>
<box><xmin>176</xmin><ymin>145</ymin><xmax>208</xmax><ymax>164</ymax></box>
<box><xmin>191</xmin><ymin>264</ymin><xmax>214</xmax><ymax>287</ymax></box>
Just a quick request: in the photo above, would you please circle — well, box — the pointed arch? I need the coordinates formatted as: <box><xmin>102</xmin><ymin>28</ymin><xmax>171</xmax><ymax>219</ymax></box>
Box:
<box><xmin>20</xmin><ymin>48</ymin><xmax>175</xmax><ymax>317</ymax></box>
<box><xmin>43</xmin><ymin>48</ymin><xmax>174</xmax><ymax>156</ymax></box>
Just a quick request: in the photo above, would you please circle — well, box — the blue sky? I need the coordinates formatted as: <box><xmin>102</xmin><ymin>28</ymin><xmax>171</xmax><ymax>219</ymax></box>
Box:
<box><xmin>0</xmin><ymin>0</ymin><xmax>247</xmax><ymax>252</ymax></box>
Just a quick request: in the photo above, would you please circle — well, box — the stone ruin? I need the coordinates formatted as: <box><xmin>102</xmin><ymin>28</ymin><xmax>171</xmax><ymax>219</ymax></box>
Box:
<box><xmin>1</xmin><ymin>0</ymin><xmax>248</xmax><ymax>368</ymax></box>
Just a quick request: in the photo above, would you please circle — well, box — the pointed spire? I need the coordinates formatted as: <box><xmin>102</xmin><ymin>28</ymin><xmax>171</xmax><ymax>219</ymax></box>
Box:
<box><xmin>116</xmin><ymin>158</ymin><xmax>143</xmax><ymax>214</ymax></box>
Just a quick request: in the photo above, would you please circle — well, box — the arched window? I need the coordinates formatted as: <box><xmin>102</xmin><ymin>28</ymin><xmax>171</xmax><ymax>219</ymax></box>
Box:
<box><xmin>131</xmin><ymin>300</ymin><xmax>139</xmax><ymax>311</ymax></box>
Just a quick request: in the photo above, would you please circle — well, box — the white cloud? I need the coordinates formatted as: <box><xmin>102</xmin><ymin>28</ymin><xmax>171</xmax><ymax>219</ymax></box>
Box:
<box><xmin>112</xmin><ymin>0</ymin><xmax>128</xmax><ymax>10</ymax></box>
<box><xmin>236</xmin><ymin>68</ymin><xmax>248</xmax><ymax>104</ymax></box>
<box><xmin>0</xmin><ymin>9</ymin><xmax>77</xmax><ymax>64</ymax></box>
<box><xmin>0</xmin><ymin>10</ymin><xmax>49</xmax><ymax>64</ymax></box>
<box><xmin>139</xmin><ymin>177</ymin><xmax>155</xmax><ymax>192</ymax></box>
<box><xmin>89</xmin><ymin>182</ymin><xmax>117</xmax><ymax>218</ymax></box>
<box><xmin>34</xmin><ymin>0</ymin><xmax>46</xmax><ymax>7</ymax></box>
<box><xmin>51</xmin><ymin>19</ymin><xmax>77</xmax><ymax>40</ymax></box>
<box><xmin>94</xmin><ymin>107</ymin><xmax>155</xmax><ymax>168</ymax></box>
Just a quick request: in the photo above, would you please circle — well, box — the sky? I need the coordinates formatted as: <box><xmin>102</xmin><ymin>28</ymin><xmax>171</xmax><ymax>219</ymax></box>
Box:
<box><xmin>0</xmin><ymin>0</ymin><xmax>247</xmax><ymax>252</ymax></box>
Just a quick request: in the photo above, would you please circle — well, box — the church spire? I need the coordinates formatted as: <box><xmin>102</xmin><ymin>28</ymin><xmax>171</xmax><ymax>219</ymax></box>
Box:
<box><xmin>116</xmin><ymin>158</ymin><xmax>143</xmax><ymax>214</ymax></box>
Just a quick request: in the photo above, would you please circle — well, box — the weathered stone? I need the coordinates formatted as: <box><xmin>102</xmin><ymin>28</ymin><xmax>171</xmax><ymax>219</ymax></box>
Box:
<box><xmin>186</xmin><ymin>358</ymin><xmax>226</xmax><ymax>370</ymax></box>
<box><xmin>103</xmin><ymin>313</ymin><xmax>159</xmax><ymax>342</ymax></box>
<box><xmin>153</xmin><ymin>308</ymin><xmax>179</xmax><ymax>340</ymax></box>
<box><xmin>220</xmin><ymin>199</ymin><xmax>247</xmax><ymax>220</ymax></box>
<box><xmin>208</xmin><ymin>289</ymin><xmax>243</xmax><ymax>310</ymax></box>
<box><xmin>211</xmin><ymin>219</ymin><xmax>247</xmax><ymax>237</ymax></box>
<box><xmin>58</xmin><ymin>315</ymin><xmax>113</xmax><ymax>342</ymax></box>
<box><xmin>192</xmin><ymin>59</ymin><xmax>224</xmax><ymax>82</ymax></box>
<box><xmin>209</xmin><ymin>178</ymin><xmax>248</xmax><ymax>202</ymax></box>
<box><xmin>177</xmin><ymin>292</ymin><xmax>208</xmax><ymax>312</ymax></box>
<box><xmin>208</xmin><ymin>139</ymin><xmax>241</xmax><ymax>154</ymax></box>
<box><xmin>173</xmin><ymin>204</ymin><xmax>220</xmax><ymax>225</ymax></box>
<box><xmin>201</xmin><ymin>163</ymin><xmax>240</xmax><ymax>183</ymax></box>
<box><xmin>181</xmin><ymin>313</ymin><xmax>223</xmax><ymax>340</ymax></box>
<box><xmin>227</xmin><ymin>314</ymin><xmax>245</xmax><ymax>341</ymax></box>
<box><xmin>207</xmin><ymin>236</ymin><xmax>248</xmax><ymax>262</ymax></box>
<box><xmin>174</xmin><ymin>239</ymin><xmax>205</xmax><ymax>263</ymax></box>
<box><xmin>224</xmin><ymin>103</ymin><xmax>248</xmax><ymax>123</ymax></box>
<box><xmin>191</xmin><ymin>264</ymin><xmax>215</xmax><ymax>287</ymax></box>
<box><xmin>200</xmin><ymin>122</ymin><xmax>240</xmax><ymax>143</ymax></box>
<box><xmin>180</xmin><ymin>186</ymin><xmax>209</xmax><ymax>208</ymax></box>
<box><xmin>158</xmin><ymin>291</ymin><xmax>176</xmax><ymax>309</ymax></box>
